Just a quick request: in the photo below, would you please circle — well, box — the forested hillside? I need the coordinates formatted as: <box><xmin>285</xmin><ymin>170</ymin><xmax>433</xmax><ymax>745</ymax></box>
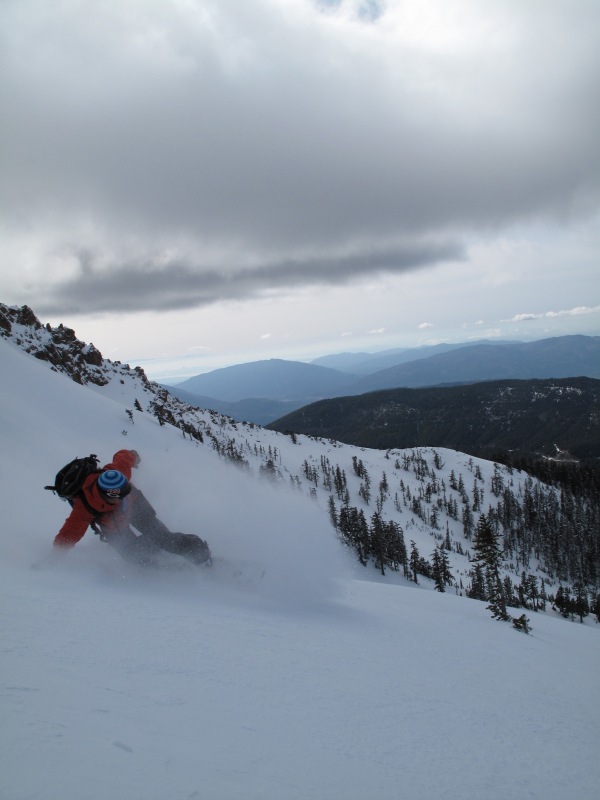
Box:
<box><xmin>269</xmin><ymin>377</ymin><xmax>600</xmax><ymax>459</ymax></box>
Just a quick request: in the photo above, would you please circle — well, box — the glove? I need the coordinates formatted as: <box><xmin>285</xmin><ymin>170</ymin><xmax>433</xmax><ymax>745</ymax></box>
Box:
<box><xmin>131</xmin><ymin>450</ymin><xmax>141</xmax><ymax>468</ymax></box>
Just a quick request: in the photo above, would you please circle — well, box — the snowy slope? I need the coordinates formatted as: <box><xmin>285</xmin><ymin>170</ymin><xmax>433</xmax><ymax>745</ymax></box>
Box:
<box><xmin>1</xmin><ymin>335</ymin><xmax>599</xmax><ymax>800</ymax></box>
<box><xmin>3</xmin><ymin>301</ymin><xmax>594</xmax><ymax>608</ymax></box>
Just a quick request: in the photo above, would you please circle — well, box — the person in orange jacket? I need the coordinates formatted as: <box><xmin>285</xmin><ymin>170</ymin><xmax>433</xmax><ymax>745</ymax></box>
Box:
<box><xmin>54</xmin><ymin>449</ymin><xmax>211</xmax><ymax>566</ymax></box>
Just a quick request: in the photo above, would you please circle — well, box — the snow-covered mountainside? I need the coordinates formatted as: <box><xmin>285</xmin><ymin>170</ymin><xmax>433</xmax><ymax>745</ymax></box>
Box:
<box><xmin>1</xmin><ymin>303</ymin><xmax>599</xmax><ymax>799</ymax></box>
<box><xmin>1</xmin><ymin>303</ymin><xmax>597</xmax><ymax>616</ymax></box>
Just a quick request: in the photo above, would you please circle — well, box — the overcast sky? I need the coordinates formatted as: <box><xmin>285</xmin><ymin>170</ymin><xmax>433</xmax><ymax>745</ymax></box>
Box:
<box><xmin>1</xmin><ymin>0</ymin><xmax>599</xmax><ymax>381</ymax></box>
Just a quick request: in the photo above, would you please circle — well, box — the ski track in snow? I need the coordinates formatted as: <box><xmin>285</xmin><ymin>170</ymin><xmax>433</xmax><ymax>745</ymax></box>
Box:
<box><xmin>1</xmin><ymin>335</ymin><xmax>599</xmax><ymax>800</ymax></box>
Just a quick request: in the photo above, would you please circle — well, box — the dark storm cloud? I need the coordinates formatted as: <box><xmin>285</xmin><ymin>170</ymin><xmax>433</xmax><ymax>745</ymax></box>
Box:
<box><xmin>34</xmin><ymin>239</ymin><xmax>464</xmax><ymax>314</ymax></box>
<box><xmin>1</xmin><ymin>0</ymin><xmax>599</xmax><ymax>314</ymax></box>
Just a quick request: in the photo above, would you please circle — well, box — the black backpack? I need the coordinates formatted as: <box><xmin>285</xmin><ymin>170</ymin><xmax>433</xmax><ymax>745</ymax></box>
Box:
<box><xmin>45</xmin><ymin>454</ymin><xmax>100</xmax><ymax>503</ymax></box>
<box><xmin>45</xmin><ymin>455</ymin><xmax>104</xmax><ymax>535</ymax></box>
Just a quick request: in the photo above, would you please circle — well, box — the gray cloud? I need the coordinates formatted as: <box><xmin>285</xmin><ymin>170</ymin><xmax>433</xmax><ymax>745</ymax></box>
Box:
<box><xmin>33</xmin><ymin>239</ymin><xmax>464</xmax><ymax>314</ymax></box>
<box><xmin>1</xmin><ymin>0</ymin><xmax>599</xmax><ymax>314</ymax></box>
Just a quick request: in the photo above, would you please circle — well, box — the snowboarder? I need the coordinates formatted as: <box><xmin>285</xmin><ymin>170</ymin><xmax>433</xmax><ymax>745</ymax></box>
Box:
<box><xmin>53</xmin><ymin>449</ymin><xmax>211</xmax><ymax>566</ymax></box>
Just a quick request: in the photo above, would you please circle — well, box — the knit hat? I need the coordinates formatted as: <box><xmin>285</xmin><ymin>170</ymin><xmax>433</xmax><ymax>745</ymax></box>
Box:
<box><xmin>97</xmin><ymin>470</ymin><xmax>130</xmax><ymax>500</ymax></box>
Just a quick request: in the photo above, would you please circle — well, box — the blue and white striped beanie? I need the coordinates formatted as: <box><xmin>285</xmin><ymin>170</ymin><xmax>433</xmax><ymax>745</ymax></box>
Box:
<box><xmin>97</xmin><ymin>470</ymin><xmax>130</xmax><ymax>499</ymax></box>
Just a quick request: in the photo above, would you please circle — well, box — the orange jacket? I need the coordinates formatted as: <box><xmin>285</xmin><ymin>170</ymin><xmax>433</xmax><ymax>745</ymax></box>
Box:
<box><xmin>53</xmin><ymin>450</ymin><xmax>138</xmax><ymax>548</ymax></box>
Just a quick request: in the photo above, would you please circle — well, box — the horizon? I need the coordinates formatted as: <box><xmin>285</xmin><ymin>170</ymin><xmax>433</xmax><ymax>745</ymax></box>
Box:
<box><xmin>4</xmin><ymin>297</ymin><xmax>600</xmax><ymax>384</ymax></box>
<box><xmin>156</xmin><ymin>330</ymin><xmax>600</xmax><ymax>386</ymax></box>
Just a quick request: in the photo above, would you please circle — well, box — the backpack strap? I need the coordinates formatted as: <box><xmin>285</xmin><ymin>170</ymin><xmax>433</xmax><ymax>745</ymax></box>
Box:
<box><xmin>69</xmin><ymin>488</ymin><xmax>103</xmax><ymax>537</ymax></box>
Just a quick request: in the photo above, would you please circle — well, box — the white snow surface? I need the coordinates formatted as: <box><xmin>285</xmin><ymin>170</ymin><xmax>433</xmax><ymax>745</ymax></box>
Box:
<box><xmin>1</xmin><ymin>335</ymin><xmax>599</xmax><ymax>800</ymax></box>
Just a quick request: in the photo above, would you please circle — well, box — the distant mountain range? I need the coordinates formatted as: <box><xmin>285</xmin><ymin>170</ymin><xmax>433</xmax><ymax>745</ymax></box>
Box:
<box><xmin>168</xmin><ymin>335</ymin><xmax>600</xmax><ymax>425</ymax></box>
<box><xmin>310</xmin><ymin>339</ymin><xmax>521</xmax><ymax>375</ymax></box>
<box><xmin>268</xmin><ymin>377</ymin><xmax>600</xmax><ymax>460</ymax></box>
<box><xmin>349</xmin><ymin>336</ymin><xmax>600</xmax><ymax>393</ymax></box>
<box><xmin>168</xmin><ymin>359</ymin><xmax>353</xmax><ymax>424</ymax></box>
<box><xmin>159</xmin><ymin>384</ymin><xmax>305</xmax><ymax>427</ymax></box>
<box><xmin>176</xmin><ymin>358</ymin><xmax>354</xmax><ymax>402</ymax></box>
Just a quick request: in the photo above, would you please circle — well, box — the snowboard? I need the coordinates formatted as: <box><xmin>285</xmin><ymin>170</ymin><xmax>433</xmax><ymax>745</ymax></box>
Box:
<box><xmin>32</xmin><ymin>550</ymin><xmax>266</xmax><ymax>589</ymax></box>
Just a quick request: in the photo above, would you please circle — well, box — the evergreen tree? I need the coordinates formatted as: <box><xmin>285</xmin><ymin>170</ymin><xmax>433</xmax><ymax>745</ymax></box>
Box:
<box><xmin>379</xmin><ymin>471</ymin><xmax>389</xmax><ymax>495</ymax></box>
<box><xmin>260</xmin><ymin>458</ymin><xmax>279</xmax><ymax>480</ymax></box>
<box><xmin>449</xmin><ymin>469</ymin><xmax>458</xmax><ymax>490</ymax></box>
<box><xmin>503</xmin><ymin>575</ymin><xmax>517</xmax><ymax>607</ymax></box>
<box><xmin>470</xmin><ymin>514</ymin><xmax>509</xmax><ymax>620</ymax></box>
<box><xmin>334</xmin><ymin>466</ymin><xmax>347</xmax><ymax>500</ymax></box>
<box><xmin>573</xmin><ymin>582</ymin><xmax>589</xmax><ymax>623</ymax></box>
<box><xmin>553</xmin><ymin>586</ymin><xmax>569</xmax><ymax>618</ymax></box>
<box><xmin>472</xmin><ymin>479</ymin><xmax>481</xmax><ymax>512</ymax></box>
<box><xmin>385</xmin><ymin>519</ymin><xmax>407</xmax><ymax>573</ymax></box>
<box><xmin>338</xmin><ymin>506</ymin><xmax>369</xmax><ymax>566</ymax></box>
<box><xmin>487</xmin><ymin>573</ymin><xmax>510</xmax><ymax>621</ymax></box>
<box><xmin>539</xmin><ymin>579</ymin><xmax>547</xmax><ymax>612</ymax></box>
<box><xmin>327</xmin><ymin>496</ymin><xmax>338</xmax><ymax>530</ymax></box>
<box><xmin>444</xmin><ymin>525</ymin><xmax>452</xmax><ymax>551</ymax></box>
<box><xmin>359</xmin><ymin>470</ymin><xmax>372</xmax><ymax>505</ymax></box>
<box><xmin>431</xmin><ymin>547</ymin><xmax>445</xmax><ymax>593</ymax></box>
<box><xmin>149</xmin><ymin>400</ymin><xmax>165</xmax><ymax>426</ymax></box>
<box><xmin>491</xmin><ymin>464</ymin><xmax>505</xmax><ymax>497</ymax></box>
<box><xmin>468</xmin><ymin>563</ymin><xmax>486</xmax><ymax>601</ymax></box>
<box><xmin>517</xmin><ymin>571</ymin><xmax>529</xmax><ymax>607</ymax></box>
<box><xmin>352</xmin><ymin>456</ymin><xmax>365</xmax><ymax>478</ymax></box>
<box><xmin>526</xmin><ymin>573</ymin><xmax>540</xmax><ymax>611</ymax></box>
<box><xmin>370</xmin><ymin>512</ymin><xmax>387</xmax><ymax>576</ymax></box>
<box><xmin>409</xmin><ymin>540</ymin><xmax>420</xmax><ymax>584</ymax></box>
<box><xmin>439</xmin><ymin>546</ymin><xmax>453</xmax><ymax>587</ymax></box>
<box><xmin>462</xmin><ymin>503</ymin><xmax>474</xmax><ymax>540</ymax></box>
<box><xmin>472</xmin><ymin>514</ymin><xmax>504</xmax><ymax>576</ymax></box>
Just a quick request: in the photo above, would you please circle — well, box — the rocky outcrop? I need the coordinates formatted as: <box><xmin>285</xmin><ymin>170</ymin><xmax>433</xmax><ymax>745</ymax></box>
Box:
<box><xmin>0</xmin><ymin>303</ymin><xmax>113</xmax><ymax>386</ymax></box>
<box><xmin>0</xmin><ymin>302</ymin><xmax>211</xmax><ymax>442</ymax></box>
